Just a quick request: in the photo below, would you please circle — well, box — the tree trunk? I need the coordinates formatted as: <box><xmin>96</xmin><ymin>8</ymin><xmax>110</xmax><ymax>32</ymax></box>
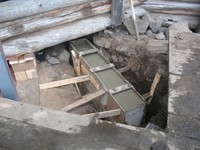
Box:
<box><xmin>2</xmin><ymin>14</ymin><xmax>111</xmax><ymax>56</ymax></box>
<box><xmin>0</xmin><ymin>0</ymin><xmax>98</xmax><ymax>22</ymax></box>
<box><xmin>0</xmin><ymin>0</ymin><xmax>111</xmax><ymax>41</ymax></box>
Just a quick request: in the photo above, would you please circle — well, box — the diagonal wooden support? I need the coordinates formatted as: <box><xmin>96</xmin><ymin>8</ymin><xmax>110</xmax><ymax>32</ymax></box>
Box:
<box><xmin>60</xmin><ymin>89</ymin><xmax>105</xmax><ymax>112</ymax></box>
<box><xmin>83</xmin><ymin>109</ymin><xmax>121</xmax><ymax>119</ymax></box>
<box><xmin>39</xmin><ymin>75</ymin><xmax>90</xmax><ymax>90</ymax></box>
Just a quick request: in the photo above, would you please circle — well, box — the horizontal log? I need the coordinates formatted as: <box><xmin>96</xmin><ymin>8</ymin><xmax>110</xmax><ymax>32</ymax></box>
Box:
<box><xmin>60</xmin><ymin>89</ymin><xmax>105</xmax><ymax>112</ymax></box>
<box><xmin>2</xmin><ymin>14</ymin><xmax>111</xmax><ymax>57</ymax></box>
<box><xmin>0</xmin><ymin>0</ymin><xmax>111</xmax><ymax>41</ymax></box>
<box><xmin>141</xmin><ymin>1</ymin><xmax>200</xmax><ymax>15</ymax></box>
<box><xmin>83</xmin><ymin>109</ymin><xmax>121</xmax><ymax>119</ymax></box>
<box><xmin>0</xmin><ymin>0</ymin><xmax>97</xmax><ymax>23</ymax></box>
<box><xmin>39</xmin><ymin>75</ymin><xmax>90</xmax><ymax>90</ymax></box>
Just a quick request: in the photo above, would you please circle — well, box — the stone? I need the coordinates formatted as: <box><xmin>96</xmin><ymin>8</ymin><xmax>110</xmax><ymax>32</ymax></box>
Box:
<box><xmin>93</xmin><ymin>35</ymin><xmax>112</xmax><ymax>49</ymax></box>
<box><xmin>111</xmin><ymin>55</ymin><xmax>118</xmax><ymax>63</ymax></box>
<box><xmin>116</xmin><ymin>45</ymin><xmax>130</xmax><ymax>56</ymax></box>
<box><xmin>146</xmin><ymin>30</ymin><xmax>154</xmax><ymax>37</ymax></box>
<box><xmin>104</xmin><ymin>29</ymin><xmax>114</xmax><ymax>38</ymax></box>
<box><xmin>118</xmin><ymin>55</ymin><xmax>124</xmax><ymax>63</ymax></box>
<box><xmin>46</xmin><ymin>54</ymin><xmax>51</xmax><ymax>60</ymax></box>
<box><xmin>143</xmin><ymin>14</ymin><xmax>162</xmax><ymax>33</ymax></box>
<box><xmin>151</xmin><ymin>140</ymin><xmax>170</xmax><ymax>150</ymax></box>
<box><xmin>47</xmin><ymin>57</ymin><xmax>60</xmax><ymax>65</ymax></box>
<box><xmin>159</xmin><ymin>27</ymin><xmax>167</xmax><ymax>35</ymax></box>
<box><xmin>59</xmin><ymin>50</ymin><xmax>70</xmax><ymax>61</ymax></box>
<box><xmin>51</xmin><ymin>50</ymin><xmax>58</xmax><ymax>57</ymax></box>
<box><xmin>155</xmin><ymin>32</ymin><xmax>166</xmax><ymax>40</ymax></box>
<box><xmin>169</xmin><ymin>21</ymin><xmax>192</xmax><ymax>33</ymax></box>
<box><xmin>124</xmin><ymin>16</ymin><xmax>149</xmax><ymax>35</ymax></box>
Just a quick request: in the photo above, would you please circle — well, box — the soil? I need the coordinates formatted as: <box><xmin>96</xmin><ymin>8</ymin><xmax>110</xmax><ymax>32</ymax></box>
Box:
<box><xmin>38</xmin><ymin>60</ymin><xmax>96</xmax><ymax>115</ymax></box>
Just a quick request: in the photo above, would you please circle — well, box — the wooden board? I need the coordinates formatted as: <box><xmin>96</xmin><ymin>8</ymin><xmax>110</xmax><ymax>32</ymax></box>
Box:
<box><xmin>83</xmin><ymin>109</ymin><xmax>121</xmax><ymax>118</ymax></box>
<box><xmin>60</xmin><ymin>89</ymin><xmax>105</xmax><ymax>112</ymax></box>
<box><xmin>40</xmin><ymin>75</ymin><xmax>90</xmax><ymax>90</ymax></box>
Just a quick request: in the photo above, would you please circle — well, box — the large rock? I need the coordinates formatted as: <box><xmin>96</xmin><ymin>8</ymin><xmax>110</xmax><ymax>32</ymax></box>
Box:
<box><xmin>155</xmin><ymin>32</ymin><xmax>166</xmax><ymax>40</ymax></box>
<box><xmin>169</xmin><ymin>21</ymin><xmax>192</xmax><ymax>33</ymax></box>
<box><xmin>124</xmin><ymin>16</ymin><xmax>149</xmax><ymax>35</ymax></box>
<box><xmin>93</xmin><ymin>35</ymin><xmax>112</xmax><ymax>49</ymax></box>
<box><xmin>143</xmin><ymin>14</ymin><xmax>162</xmax><ymax>33</ymax></box>
<box><xmin>59</xmin><ymin>50</ymin><xmax>70</xmax><ymax>61</ymax></box>
<box><xmin>48</xmin><ymin>57</ymin><xmax>60</xmax><ymax>65</ymax></box>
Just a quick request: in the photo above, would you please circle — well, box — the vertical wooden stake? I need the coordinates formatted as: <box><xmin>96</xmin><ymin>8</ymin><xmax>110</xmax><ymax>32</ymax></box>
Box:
<box><xmin>129</xmin><ymin>0</ymin><xmax>140</xmax><ymax>41</ymax></box>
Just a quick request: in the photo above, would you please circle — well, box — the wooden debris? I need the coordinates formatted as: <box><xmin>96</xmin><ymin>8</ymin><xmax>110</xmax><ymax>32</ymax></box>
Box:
<box><xmin>60</xmin><ymin>89</ymin><xmax>105</xmax><ymax>112</ymax></box>
<box><xmin>142</xmin><ymin>92</ymin><xmax>151</xmax><ymax>100</ymax></box>
<box><xmin>150</xmin><ymin>72</ymin><xmax>161</xmax><ymax>97</ymax></box>
<box><xmin>83</xmin><ymin>109</ymin><xmax>121</xmax><ymax>119</ymax></box>
<box><xmin>39</xmin><ymin>75</ymin><xmax>90</xmax><ymax>90</ymax></box>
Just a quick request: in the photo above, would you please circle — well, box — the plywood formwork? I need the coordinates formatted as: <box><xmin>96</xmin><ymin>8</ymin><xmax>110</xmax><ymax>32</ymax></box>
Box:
<box><xmin>70</xmin><ymin>39</ymin><xmax>146</xmax><ymax>126</ymax></box>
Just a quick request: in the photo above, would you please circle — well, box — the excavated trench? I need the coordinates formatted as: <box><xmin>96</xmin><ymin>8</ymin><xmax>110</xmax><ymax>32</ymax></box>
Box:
<box><xmin>34</xmin><ymin>31</ymin><xmax>169</xmax><ymax>129</ymax></box>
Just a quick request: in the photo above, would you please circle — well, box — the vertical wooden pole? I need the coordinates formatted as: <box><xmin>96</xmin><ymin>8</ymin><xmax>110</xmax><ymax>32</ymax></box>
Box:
<box><xmin>111</xmin><ymin>0</ymin><xmax>123</xmax><ymax>26</ymax></box>
<box><xmin>129</xmin><ymin>0</ymin><xmax>140</xmax><ymax>40</ymax></box>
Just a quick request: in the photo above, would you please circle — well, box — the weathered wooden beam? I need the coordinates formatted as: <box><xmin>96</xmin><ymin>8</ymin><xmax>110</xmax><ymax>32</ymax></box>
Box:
<box><xmin>83</xmin><ymin>109</ymin><xmax>121</xmax><ymax>118</ymax></box>
<box><xmin>150</xmin><ymin>72</ymin><xmax>161</xmax><ymax>97</ymax></box>
<box><xmin>0</xmin><ymin>0</ymin><xmax>97</xmax><ymax>23</ymax></box>
<box><xmin>141</xmin><ymin>1</ymin><xmax>200</xmax><ymax>15</ymax></box>
<box><xmin>111</xmin><ymin>0</ymin><xmax>123</xmax><ymax>26</ymax></box>
<box><xmin>2</xmin><ymin>14</ymin><xmax>111</xmax><ymax>57</ymax></box>
<box><xmin>39</xmin><ymin>75</ymin><xmax>90</xmax><ymax>90</ymax></box>
<box><xmin>0</xmin><ymin>0</ymin><xmax>111</xmax><ymax>41</ymax></box>
<box><xmin>60</xmin><ymin>89</ymin><xmax>105</xmax><ymax>112</ymax></box>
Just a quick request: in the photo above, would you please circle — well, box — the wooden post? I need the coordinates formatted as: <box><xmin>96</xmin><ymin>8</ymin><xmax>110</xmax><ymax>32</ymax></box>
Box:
<box><xmin>0</xmin><ymin>43</ymin><xmax>18</xmax><ymax>101</ymax></box>
<box><xmin>111</xmin><ymin>0</ymin><xmax>123</xmax><ymax>26</ymax></box>
<box><xmin>60</xmin><ymin>89</ymin><xmax>105</xmax><ymax>112</ymax></box>
<box><xmin>129</xmin><ymin>0</ymin><xmax>140</xmax><ymax>40</ymax></box>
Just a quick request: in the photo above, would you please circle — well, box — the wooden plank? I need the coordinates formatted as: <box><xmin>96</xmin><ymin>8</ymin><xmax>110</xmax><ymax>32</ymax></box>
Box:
<box><xmin>111</xmin><ymin>0</ymin><xmax>123</xmax><ymax>26</ymax></box>
<box><xmin>2</xmin><ymin>14</ymin><xmax>111</xmax><ymax>57</ymax></box>
<box><xmin>40</xmin><ymin>75</ymin><xmax>90</xmax><ymax>90</ymax></box>
<box><xmin>0</xmin><ymin>1</ymin><xmax>111</xmax><ymax>41</ymax></box>
<box><xmin>150</xmin><ymin>72</ymin><xmax>161</xmax><ymax>97</ymax></box>
<box><xmin>83</xmin><ymin>109</ymin><xmax>121</xmax><ymax>119</ymax></box>
<box><xmin>60</xmin><ymin>89</ymin><xmax>105</xmax><ymax>112</ymax></box>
